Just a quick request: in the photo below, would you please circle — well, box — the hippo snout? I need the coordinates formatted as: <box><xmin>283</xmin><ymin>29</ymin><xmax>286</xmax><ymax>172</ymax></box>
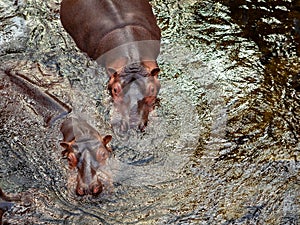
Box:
<box><xmin>76</xmin><ymin>179</ymin><xmax>103</xmax><ymax>196</ymax></box>
<box><xmin>75</xmin><ymin>150</ymin><xmax>105</xmax><ymax>196</ymax></box>
<box><xmin>60</xmin><ymin>117</ymin><xmax>113</xmax><ymax>196</ymax></box>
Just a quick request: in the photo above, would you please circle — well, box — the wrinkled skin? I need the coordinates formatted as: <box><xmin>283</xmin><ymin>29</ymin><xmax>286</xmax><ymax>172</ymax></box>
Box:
<box><xmin>60</xmin><ymin>0</ymin><xmax>161</xmax><ymax>132</ymax></box>
<box><xmin>4</xmin><ymin>68</ymin><xmax>72</xmax><ymax>126</ymax></box>
<box><xmin>108</xmin><ymin>62</ymin><xmax>160</xmax><ymax>132</ymax></box>
<box><xmin>0</xmin><ymin>187</ymin><xmax>21</xmax><ymax>224</ymax></box>
<box><xmin>60</xmin><ymin>117</ymin><xmax>112</xmax><ymax>196</ymax></box>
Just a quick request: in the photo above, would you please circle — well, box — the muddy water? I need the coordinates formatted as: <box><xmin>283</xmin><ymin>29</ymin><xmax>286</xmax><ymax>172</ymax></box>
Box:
<box><xmin>0</xmin><ymin>0</ymin><xmax>299</xmax><ymax>224</ymax></box>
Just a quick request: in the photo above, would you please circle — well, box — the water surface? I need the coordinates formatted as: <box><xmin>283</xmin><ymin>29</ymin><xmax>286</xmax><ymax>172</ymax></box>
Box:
<box><xmin>0</xmin><ymin>0</ymin><xmax>299</xmax><ymax>224</ymax></box>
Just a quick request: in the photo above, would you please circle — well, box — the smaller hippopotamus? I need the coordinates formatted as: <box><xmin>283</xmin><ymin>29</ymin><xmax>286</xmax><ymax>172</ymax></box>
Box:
<box><xmin>60</xmin><ymin>117</ymin><xmax>112</xmax><ymax>196</ymax></box>
<box><xmin>5</xmin><ymin>68</ymin><xmax>71</xmax><ymax>126</ymax></box>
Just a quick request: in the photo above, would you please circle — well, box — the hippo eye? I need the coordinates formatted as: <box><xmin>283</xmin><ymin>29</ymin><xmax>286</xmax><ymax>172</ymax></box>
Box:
<box><xmin>148</xmin><ymin>84</ymin><xmax>156</xmax><ymax>96</ymax></box>
<box><xmin>67</xmin><ymin>152</ymin><xmax>78</xmax><ymax>168</ymax></box>
<box><xmin>67</xmin><ymin>155</ymin><xmax>72</xmax><ymax>161</ymax></box>
<box><xmin>76</xmin><ymin>187</ymin><xmax>85</xmax><ymax>196</ymax></box>
<box><xmin>112</xmin><ymin>83</ymin><xmax>122</xmax><ymax>96</ymax></box>
<box><xmin>151</xmin><ymin>86</ymin><xmax>155</xmax><ymax>94</ymax></box>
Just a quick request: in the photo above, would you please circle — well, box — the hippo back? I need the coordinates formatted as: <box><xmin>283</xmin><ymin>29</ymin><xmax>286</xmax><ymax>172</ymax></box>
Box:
<box><xmin>60</xmin><ymin>117</ymin><xmax>100</xmax><ymax>143</ymax></box>
<box><xmin>60</xmin><ymin>0</ymin><xmax>161</xmax><ymax>61</ymax></box>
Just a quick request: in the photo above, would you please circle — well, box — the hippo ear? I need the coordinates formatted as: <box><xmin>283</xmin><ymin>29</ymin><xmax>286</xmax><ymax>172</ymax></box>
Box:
<box><xmin>60</xmin><ymin>138</ymin><xmax>75</xmax><ymax>149</ymax></box>
<box><xmin>151</xmin><ymin>67</ymin><xmax>160</xmax><ymax>77</ymax></box>
<box><xmin>107</xmin><ymin>67</ymin><xmax>117</xmax><ymax>77</ymax></box>
<box><xmin>60</xmin><ymin>142</ymin><xmax>70</xmax><ymax>149</ymax></box>
<box><xmin>142</xmin><ymin>61</ymin><xmax>160</xmax><ymax>76</ymax></box>
<box><xmin>103</xmin><ymin>135</ymin><xmax>112</xmax><ymax>146</ymax></box>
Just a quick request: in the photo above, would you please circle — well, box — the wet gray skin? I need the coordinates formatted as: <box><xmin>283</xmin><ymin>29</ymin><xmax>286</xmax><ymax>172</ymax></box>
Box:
<box><xmin>61</xmin><ymin>138</ymin><xmax>105</xmax><ymax>196</ymax></box>
<box><xmin>0</xmin><ymin>0</ymin><xmax>300</xmax><ymax>224</ymax></box>
<box><xmin>108</xmin><ymin>63</ymin><xmax>160</xmax><ymax>133</ymax></box>
<box><xmin>60</xmin><ymin>117</ymin><xmax>112</xmax><ymax>196</ymax></box>
<box><xmin>71</xmin><ymin>140</ymin><xmax>106</xmax><ymax>196</ymax></box>
<box><xmin>60</xmin><ymin>0</ymin><xmax>161</xmax><ymax>133</ymax></box>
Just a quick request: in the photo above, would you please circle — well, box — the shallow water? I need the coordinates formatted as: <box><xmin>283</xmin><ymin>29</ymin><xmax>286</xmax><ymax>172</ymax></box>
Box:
<box><xmin>0</xmin><ymin>0</ymin><xmax>299</xmax><ymax>224</ymax></box>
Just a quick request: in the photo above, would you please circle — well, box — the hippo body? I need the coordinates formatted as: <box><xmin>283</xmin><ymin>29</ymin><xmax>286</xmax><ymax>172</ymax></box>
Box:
<box><xmin>5</xmin><ymin>68</ymin><xmax>71</xmax><ymax>126</ymax></box>
<box><xmin>60</xmin><ymin>0</ymin><xmax>161</xmax><ymax>66</ymax></box>
<box><xmin>0</xmin><ymin>187</ymin><xmax>21</xmax><ymax>224</ymax></box>
<box><xmin>60</xmin><ymin>117</ymin><xmax>112</xmax><ymax>196</ymax></box>
<box><xmin>60</xmin><ymin>0</ymin><xmax>161</xmax><ymax>132</ymax></box>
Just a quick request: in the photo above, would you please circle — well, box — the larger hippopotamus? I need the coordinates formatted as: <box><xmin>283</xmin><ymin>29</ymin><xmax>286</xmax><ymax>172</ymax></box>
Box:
<box><xmin>60</xmin><ymin>0</ymin><xmax>161</xmax><ymax>132</ymax></box>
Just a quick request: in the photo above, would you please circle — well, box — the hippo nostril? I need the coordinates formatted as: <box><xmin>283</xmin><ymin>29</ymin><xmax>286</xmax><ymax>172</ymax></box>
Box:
<box><xmin>138</xmin><ymin>121</ymin><xmax>147</xmax><ymax>132</ymax></box>
<box><xmin>91</xmin><ymin>183</ymin><xmax>103</xmax><ymax>196</ymax></box>
<box><xmin>76</xmin><ymin>187</ymin><xmax>85</xmax><ymax>196</ymax></box>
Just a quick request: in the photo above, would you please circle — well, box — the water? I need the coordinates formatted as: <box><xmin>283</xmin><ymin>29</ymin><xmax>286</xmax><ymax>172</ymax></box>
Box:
<box><xmin>0</xmin><ymin>0</ymin><xmax>299</xmax><ymax>224</ymax></box>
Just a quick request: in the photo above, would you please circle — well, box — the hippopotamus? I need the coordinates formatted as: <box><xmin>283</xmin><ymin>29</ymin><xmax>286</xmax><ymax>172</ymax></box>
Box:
<box><xmin>5</xmin><ymin>68</ymin><xmax>71</xmax><ymax>126</ymax></box>
<box><xmin>60</xmin><ymin>0</ymin><xmax>161</xmax><ymax>132</ymax></box>
<box><xmin>0</xmin><ymin>187</ymin><xmax>21</xmax><ymax>224</ymax></box>
<box><xmin>60</xmin><ymin>117</ymin><xmax>112</xmax><ymax>196</ymax></box>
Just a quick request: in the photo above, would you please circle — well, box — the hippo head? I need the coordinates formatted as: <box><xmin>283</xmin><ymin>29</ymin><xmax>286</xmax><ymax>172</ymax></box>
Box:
<box><xmin>60</xmin><ymin>135</ymin><xmax>112</xmax><ymax>196</ymax></box>
<box><xmin>107</xmin><ymin>62</ymin><xmax>160</xmax><ymax>132</ymax></box>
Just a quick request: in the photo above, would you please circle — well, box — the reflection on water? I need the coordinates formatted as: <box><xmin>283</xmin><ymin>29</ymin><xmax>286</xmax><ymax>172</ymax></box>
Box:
<box><xmin>0</xmin><ymin>0</ymin><xmax>299</xmax><ymax>224</ymax></box>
